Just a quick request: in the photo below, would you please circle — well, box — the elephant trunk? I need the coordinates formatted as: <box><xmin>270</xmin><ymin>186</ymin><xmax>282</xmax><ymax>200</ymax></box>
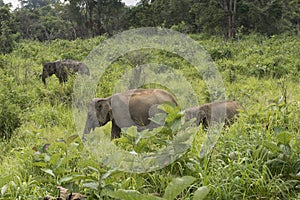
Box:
<box><xmin>82</xmin><ymin>118</ymin><xmax>101</xmax><ymax>141</ymax></box>
<box><xmin>83</xmin><ymin>111</ymin><xmax>100</xmax><ymax>135</ymax></box>
<box><xmin>42</xmin><ymin>67</ymin><xmax>50</xmax><ymax>85</ymax></box>
<box><xmin>83</xmin><ymin>123</ymin><xmax>91</xmax><ymax>135</ymax></box>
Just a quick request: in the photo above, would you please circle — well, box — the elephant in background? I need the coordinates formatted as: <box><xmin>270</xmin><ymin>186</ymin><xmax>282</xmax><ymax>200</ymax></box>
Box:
<box><xmin>42</xmin><ymin>59</ymin><xmax>90</xmax><ymax>85</ymax></box>
<box><xmin>83</xmin><ymin>89</ymin><xmax>178</xmax><ymax>139</ymax></box>
<box><xmin>185</xmin><ymin>100</ymin><xmax>243</xmax><ymax>128</ymax></box>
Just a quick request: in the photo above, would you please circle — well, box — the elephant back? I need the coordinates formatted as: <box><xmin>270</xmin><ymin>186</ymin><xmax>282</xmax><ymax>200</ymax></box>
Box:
<box><xmin>111</xmin><ymin>89</ymin><xmax>177</xmax><ymax>128</ymax></box>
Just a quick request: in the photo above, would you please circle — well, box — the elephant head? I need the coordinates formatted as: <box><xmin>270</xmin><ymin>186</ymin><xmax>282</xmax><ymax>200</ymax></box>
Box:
<box><xmin>42</xmin><ymin>62</ymin><xmax>57</xmax><ymax>85</ymax></box>
<box><xmin>185</xmin><ymin>106</ymin><xmax>208</xmax><ymax>127</ymax></box>
<box><xmin>83</xmin><ymin>97</ymin><xmax>113</xmax><ymax>135</ymax></box>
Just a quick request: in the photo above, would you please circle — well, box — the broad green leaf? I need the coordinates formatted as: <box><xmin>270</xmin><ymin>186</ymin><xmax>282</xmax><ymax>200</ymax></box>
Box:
<box><xmin>181</xmin><ymin>117</ymin><xmax>196</xmax><ymax>129</ymax></box>
<box><xmin>108</xmin><ymin>189</ymin><xmax>164</xmax><ymax>200</ymax></box>
<box><xmin>157</xmin><ymin>103</ymin><xmax>177</xmax><ymax>114</ymax></box>
<box><xmin>149</xmin><ymin>113</ymin><xmax>167</xmax><ymax>126</ymax></box>
<box><xmin>123</xmin><ymin>126</ymin><xmax>138</xmax><ymax>138</ymax></box>
<box><xmin>135</xmin><ymin>127</ymin><xmax>163</xmax><ymax>144</ymax></box>
<box><xmin>50</xmin><ymin>153</ymin><xmax>63</xmax><ymax>166</ymax></box>
<box><xmin>173</xmin><ymin>128</ymin><xmax>196</xmax><ymax>144</ymax></box>
<box><xmin>87</xmin><ymin>166</ymin><xmax>100</xmax><ymax>173</ymax></box>
<box><xmin>163</xmin><ymin>176</ymin><xmax>196</xmax><ymax>200</ymax></box>
<box><xmin>77</xmin><ymin>159</ymin><xmax>101</xmax><ymax>170</ymax></box>
<box><xmin>276</xmin><ymin>131</ymin><xmax>293</xmax><ymax>146</ymax></box>
<box><xmin>193</xmin><ymin>186</ymin><xmax>210</xmax><ymax>200</ymax></box>
<box><xmin>170</xmin><ymin>118</ymin><xmax>181</xmax><ymax>132</ymax></box>
<box><xmin>32</xmin><ymin>161</ymin><xmax>47</xmax><ymax>168</ymax></box>
<box><xmin>60</xmin><ymin>176</ymin><xmax>73</xmax><ymax>183</ymax></box>
<box><xmin>101</xmin><ymin>168</ymin><xmax>120</xmax><ymax>180</ymax></box>
<box><xmin>83</xmin><ymin>182</ymin><xmax>99</xmax><ymax>190</ymax></box>
<box><xmin>263</xmin><ymin>141</ymin><xmax>279</xmax><ymax>153</ymax></box>
<box><xmin>165</xmin><ymin>112</ymin><xmax>182</xmax><ymax>125</ymax></box>
<box><xmin>40</xmin><ymin>168</ymin><xmax>55</xmax><ymax>177</ymax></box>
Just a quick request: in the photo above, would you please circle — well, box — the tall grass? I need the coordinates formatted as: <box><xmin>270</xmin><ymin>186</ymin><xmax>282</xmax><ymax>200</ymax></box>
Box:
<box><xmin>0</xmin><ymin>33</ymin><xmax>299</xmax><ymax>199</ymax></box>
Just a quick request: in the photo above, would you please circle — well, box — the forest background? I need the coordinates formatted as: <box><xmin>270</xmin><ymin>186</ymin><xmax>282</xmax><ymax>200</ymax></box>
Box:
<box><xmin>0</xmin><ymin>0</ymin><xmax>299</xmax><ymax>54</ymax></box>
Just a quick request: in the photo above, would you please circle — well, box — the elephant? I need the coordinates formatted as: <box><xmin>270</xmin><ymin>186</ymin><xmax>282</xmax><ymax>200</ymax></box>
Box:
<box><xmin>83</xmin><ymin>89</ymin><xmax>178</xmax><ymax>139</ymax></box>
<box><xmin>185</xmin><ymin>100</ymin><xmax>243</xmax><ymax>128</ymax></box>
<box><xmin>42</xmin><ymin>59</ymin><xmax>90</xmax><ymax>85</ymax></box>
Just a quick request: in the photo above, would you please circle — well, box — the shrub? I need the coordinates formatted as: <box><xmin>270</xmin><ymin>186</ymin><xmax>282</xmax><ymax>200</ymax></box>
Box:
<box><xmin>0</xmin><ymin>100</ymin><xmax>21</xmax><ymax>140</ymax></box>
<box><xmin>0</xmin><ymin>75</ymin><xmax>22</xmax><ymax>140</ymax></box>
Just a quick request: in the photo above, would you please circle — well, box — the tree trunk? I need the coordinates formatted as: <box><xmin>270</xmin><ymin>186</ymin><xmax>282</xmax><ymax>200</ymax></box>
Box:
<box><xmin>224</xmin><ymin>0</ymin><xmax>236</xmax><ymax>38</ymax></box>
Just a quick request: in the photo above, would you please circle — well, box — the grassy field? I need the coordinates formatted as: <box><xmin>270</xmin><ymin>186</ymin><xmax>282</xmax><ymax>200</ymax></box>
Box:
<box><xmin>0</xmin><ymin>33</ymin><xmax>299</xmax><ymax>199</ymax></box>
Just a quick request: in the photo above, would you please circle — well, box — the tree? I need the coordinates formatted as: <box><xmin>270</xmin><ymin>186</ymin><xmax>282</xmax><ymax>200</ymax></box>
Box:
<box><xmin>224</xmin><ymin>0</ymin><xmax>237</xmax><ymax>38</ymax></box>
<box><xmin>128</xmin><ymin>0</ymin><xmax>153</xmax><ymax>27</ymax></box>
<box><xmin>190</xmin><ymin>0</ymin><xmax>227</xmax><ymax>35</ymax></box>
<box><xmin>65</xmin><ymin>0</ymin><xmax>128</xmax><ymax>38</ymax></box>
<box><xmin>18</xmin><ymin>0</ymin><xmax>58</xmax><ymax>9</ymax></box>
<box><xmin>15</xmin><ymin>8</ymin><xmax>42</xmax><ymax>40</ymax></box>
<box><xmin>236</xmin><ymin>0</ymin><xmax>287</xmax><ymax>35</ymax></box>
<box><xmin>93</xmin><ymin>0</ymin><xmax>129</xmax><ymax>35</ymax></box>
<box><xmin>0</xmin><ymin>3</ymin><xmax>18</xmax><ymax>54</ymax></box>
<box><xmin>2</xmin><ymin>0</ymin><xmax>298</xmax><ymax>42</ymax></box>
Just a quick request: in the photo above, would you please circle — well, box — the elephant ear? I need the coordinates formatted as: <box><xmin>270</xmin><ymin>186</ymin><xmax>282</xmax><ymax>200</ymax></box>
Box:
<box><xmin>95</xmin><ymin>98</ymin><xmax>112</xmax><ymax>124</ymax></box>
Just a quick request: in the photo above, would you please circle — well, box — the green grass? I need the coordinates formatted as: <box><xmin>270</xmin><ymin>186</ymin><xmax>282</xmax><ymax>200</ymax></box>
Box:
<box><xmin>0</xmin><ymin>33</ymin><xmax>299</xmax><ymax>199</ymax></box>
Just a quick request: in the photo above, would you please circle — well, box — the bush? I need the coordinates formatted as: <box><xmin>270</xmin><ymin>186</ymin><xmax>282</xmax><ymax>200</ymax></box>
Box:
<box><xmin>0</xmin><ymin>33</ymin><xmax>300</xmax><ymax>199</ymax></box>
<box><xmin>0</xmin><ymin>6</ymin><xmax>19</xmax><ymax>54</ymax></box>
<box><xmin>0</xmin><ymin>101</ymin><xmax>21</xmax><ymax>140</ymax></box>
<box><xmin>0</xmin><ymin>75</ymin><xmax>23</xmax><ymax>140</ymax></box>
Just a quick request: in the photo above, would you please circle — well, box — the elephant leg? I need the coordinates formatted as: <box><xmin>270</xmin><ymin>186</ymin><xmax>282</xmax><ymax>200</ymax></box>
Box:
<box><xmin>58</xmin><ymin>77</ymin><xmax>64</xmax><ymax>84</ymax></box>
<box><xmin>111</xmin><ymin>120</ymin><xmax>121</xmax><ymax>139</ymax></box>
<box><xmin>56</xmin><ymin>71</ymin><xmax>68</xmax><ymax>84</ymax></box>
<box><xmin>61</xmin><ymin>73</ymin><xmax>68</xmax><ymax>83</ymax></box>
<box><xmin>202</xmin><ymin>117</ymin><xmax>209</xmax><ymax>129</ymax></box>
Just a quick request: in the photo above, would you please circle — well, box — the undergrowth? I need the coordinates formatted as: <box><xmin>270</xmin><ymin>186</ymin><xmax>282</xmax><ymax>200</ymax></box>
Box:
<box><xmin>0</xmin><ymin>33</ymin><xmax>299</xmax><ymax>199</ymax></box>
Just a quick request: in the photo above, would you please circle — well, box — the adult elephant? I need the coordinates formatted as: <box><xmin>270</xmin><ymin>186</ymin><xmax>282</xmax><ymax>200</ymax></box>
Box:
<box><xmin>83</xmin><ymin>89</ymin><xmax>178</xmax><ymax>139</ymax></box>
<box><xmin>42</xmin><ymin>59</ymin><xmax>90</xmax><ymax>85</ymax></box>
<box><xmin>185</xmin><ymin>100</ymin><xmax>243</xmax><ymax>128</ymax></box>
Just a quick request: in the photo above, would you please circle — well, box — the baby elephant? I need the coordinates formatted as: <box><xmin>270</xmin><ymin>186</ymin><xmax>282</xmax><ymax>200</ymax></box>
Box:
<box><xmin>42</xmin><ymin>59</ymin><xmax>90</xmax><ymax>85</ymax></box>
<box><xmin>185</xmin><ymin>100</ymin><xmax>243</xmax><ymax>128</ymax></box>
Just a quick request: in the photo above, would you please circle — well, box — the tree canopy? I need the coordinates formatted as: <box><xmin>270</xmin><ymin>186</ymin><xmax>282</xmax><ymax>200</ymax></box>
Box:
<box><xmin>0</xmin><ymin>0</ymin><xmax>299</xmax><ymax>53</ymax></box>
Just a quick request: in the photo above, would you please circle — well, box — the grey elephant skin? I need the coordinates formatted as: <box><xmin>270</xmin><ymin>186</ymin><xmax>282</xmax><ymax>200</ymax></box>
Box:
<box><xmin>185</xmin><ymin>100</ymin><xmax>243</xmax><ymax>128</ymax></box>
<box><xmin>83</xmin><ymin>89</ymin><xmax>178</xmax><ymax>139</ymax></box>
<box><xmin>42</xmin><ymin>59</ymin><xmax>90</xmax><ymax>85</ymax></box>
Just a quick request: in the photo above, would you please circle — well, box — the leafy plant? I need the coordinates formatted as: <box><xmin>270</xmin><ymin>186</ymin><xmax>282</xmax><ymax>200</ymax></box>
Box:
<box><xmin>0</xmin><ymin>33</ymin><xmax>300</xmax><ymax>199</ymax></box>
<box><xmin>118</xmin><ymin>104</ymin><xmax>194</xmax><ymax>154</ymax></box>
<box><xmin>107</xmin><ymin>176</ymin><xmax>210</xmax><ymax>200</ymax></box>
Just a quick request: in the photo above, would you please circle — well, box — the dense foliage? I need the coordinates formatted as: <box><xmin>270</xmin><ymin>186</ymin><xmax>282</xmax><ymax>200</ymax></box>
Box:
<box><xmin>0</xmin><ymin>32</ymin><xmax>299</xmax><ymax>199</ymax></box>
<box><xmin>0</xmin><ymin>0</ymin><xmax>299</xmax><ymax>53</ymax></box>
